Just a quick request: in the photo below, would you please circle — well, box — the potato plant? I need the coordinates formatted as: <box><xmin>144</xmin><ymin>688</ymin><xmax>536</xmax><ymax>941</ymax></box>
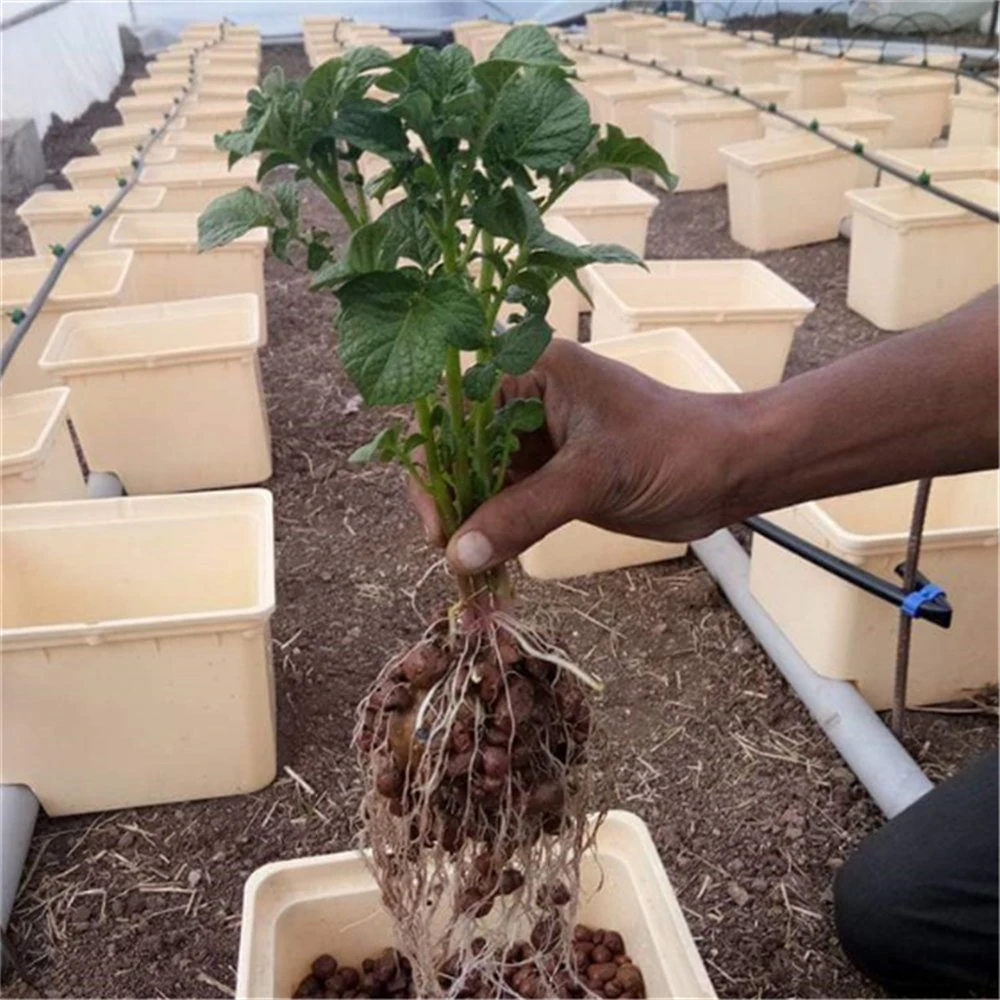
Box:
<box><xmin>199</xmin><ymin>26</ymin><xmax>673</xmax><ymax>999</ymax></box>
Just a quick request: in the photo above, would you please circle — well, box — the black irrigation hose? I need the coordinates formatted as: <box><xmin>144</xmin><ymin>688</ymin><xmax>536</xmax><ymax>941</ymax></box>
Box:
<box><xmin>566</xmin><ymin>40</ymin><xmax>1000</xmax><ymax>223</ymax></box>
<box><xmin>651</xmin><ymin>1</ymin><xmax>999</xmax><ymax>90</ymax></box>
<box><xmin>0</xmin><ymin>28</ymin><xmax>228</xmax><ymax>382</ymax></box>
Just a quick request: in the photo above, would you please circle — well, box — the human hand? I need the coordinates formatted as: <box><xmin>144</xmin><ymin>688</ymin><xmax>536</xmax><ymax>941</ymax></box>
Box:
<box><xmin>410</xmin><ymin>339</ymin><xmax>746</xmax><ymax>574</ymax></box>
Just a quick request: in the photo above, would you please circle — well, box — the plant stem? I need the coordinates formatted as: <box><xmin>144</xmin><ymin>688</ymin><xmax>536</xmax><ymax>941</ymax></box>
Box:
<box><xmin>445</xmin><ymin>348</ymin><xmax>473</xmax><ymax>520</ymax></box>
<box><xmin>414</xmin><ymin>396</ymin><xmax>457</xmax><ymax>537</ymax></box>
<box><xmin>303</xmin><ymin>162</ymin><xmax>360</xmax><ymax>231</ymax></box>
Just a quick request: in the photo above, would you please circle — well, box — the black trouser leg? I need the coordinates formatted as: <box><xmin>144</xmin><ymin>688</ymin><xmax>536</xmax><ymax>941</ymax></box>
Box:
<box><xmin>834</xmin><ymin>750</ymin><xmax>999</xmax><ymax>998</ymax></box>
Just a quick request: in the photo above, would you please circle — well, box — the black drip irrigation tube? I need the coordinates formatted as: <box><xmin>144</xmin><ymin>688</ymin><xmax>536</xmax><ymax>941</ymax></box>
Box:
<box><xmin>0</xmin><ymin>24</ymin><xmax>230</xmax><ymax>382</ymax></box>
<box><xmin>566</xmin><ymin>39</ymin><xmax>1000</xmax><ymax>223</ymax></box>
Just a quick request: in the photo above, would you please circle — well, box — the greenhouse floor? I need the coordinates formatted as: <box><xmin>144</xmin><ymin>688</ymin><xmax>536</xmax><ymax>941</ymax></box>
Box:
<box><xmin>3</xmin><ymin>43</ymin><xmax>997</xmax><ymax>1000</ymax></box>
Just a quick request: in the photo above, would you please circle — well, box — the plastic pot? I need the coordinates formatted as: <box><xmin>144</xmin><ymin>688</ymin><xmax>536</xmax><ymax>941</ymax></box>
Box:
<box><xmin>541</xmin><ymin>178</ymin><xmax>657</xmax><ymax>255</ymax></box>
<box><xmin>0</xmin><ymin>250</ymin><xmax>135</xmax><ymax>395</ymax></box>
<box><xmin>749</xmin><ymin>472</ymin><xmax>998</xmax><ymax>709</ymax></box>
<box><xmin>236</xmin><ymin>810</ymin><xmax>716</xmax><ymax>999</ymax></box>
<box><xmin>845</xmin><ymin>179</ymin><xmax>999</xmax><ymax>330</ymax></box>
<box><xmin>842</xmin><ymin>76</ymin><xmax>953</xmax><ymax>147</ymax></box>
<box><xmin>649</xmin><ymin>25</ymin><xmax>707</xmax><ymax>66</ymax></box>
<box><xmin>721</xmin><ymin>48</ymin><xmax>796</xmax><ymax>84</ymax></box>
<box><xmin>651</xmin><ymin>98</ymin><xmax>763</xmax><ymax>192</ymax></box>
<box><xmin>584</xmin><ymin>10</ymin><xmax>638</xmax><ymax>44</ymax></box>
<box><xmin>877</xmin><ymin>145</ymin><xmax>999</xmax><ymax>186</ymax></box>
<box><xmin>62</xmin><ymin>146</ymin><xmax>177</xmax><ymax>189</ymax></box>
<box><xmin>543</xmin><ymin>215</ymin><xmax>588</xmax><ymax>340</ymax></box>
<box><xmin>680</xmin><ymin>36</ymin><xmax>747</xmax><ymax>72</ymax></box>
<box><xmin>16</xmin><ymin>185</ymin><xmax>167</xmax><ymax>253</ymax></box>
<box><xmin>948</xmin><ymin>92</ymin><xmax>999</xmax><ymax>146</ymax></box>
<box><xmin>762</xmin><ymin>105</ymin><xmax>894</xmax><ymax>183</ymax></box>
<box><xmin>520</xmin><ymin>329</ymin><xmax>738</xmax><ymax>579</ymax></box>
<box><xmin>191</xmin><ymin>80</ymin><xmax>255</xmax><ymax>102</ymax></box>
<box><xmin>91</xmin><ymin>118</ymin><xmax>188</xmax><ymax>153</ymax></box>
<box><xmin>116</xmin><ymin>93</ymin><xmax>184</xmax><ymax>125</ymax></box>
<box><xmin>132</xmin><ymin>74</ymin><xmax>190</xmax><ymax>96</ymax></box>
<box><xmin>613</xmin><ymin>15</ymin><xmax>671</xmax><ymax>53</ymax></box>
<box><xmin>590</xmin><ymin>78</ymin><xmax>688</xmax><ymax>142</ymax></box>
<box><xmin>179</xmin><ymin>100</ymin><xmax>251</xmax><ymax>133</ymax></box>
<box><xmin>162</xmin><ymin>130</ymin><xmax>227</xmax><ymax>162</ymax></box>
<box><xmin>0</xmin><ymin>488</ymin><xmax>276</xmax><ymax>816</ymax></box>
<box><xmin>107</xmin><ymin>211</ymin><xmax>267</xmax><ymax>339</ymax></box>
<box><xmin>589</xmin><ymin>259</ymin><xmax>814</xmax><ymax>389</ymax></box>
<box><xmin>0</xmin><ymin>387</ymin><xmax>86</xmax><ymax>504</ymax></box>
<box><xmin>684</xmin><ymin>82</ymin><xmax>790</xmax><ymax>105</ymax></box>
<box><xmin>137</xmin><ymin>158</ymin><xmax>259</xmax><ymax>212</ymax></box>
<box><xmin>40</xmin><ymin>294</ymin><xmax>270</xmax><ymax>493</ymax></box>
<box><xmin>572</xmin><ymin>62</ymin><xmax>640</xmax><ymax>119</ymax></box>
<box><xmin>777</xmin><ymin>56</ymin><xmax>860</xmax><ymax>108</ymax></box>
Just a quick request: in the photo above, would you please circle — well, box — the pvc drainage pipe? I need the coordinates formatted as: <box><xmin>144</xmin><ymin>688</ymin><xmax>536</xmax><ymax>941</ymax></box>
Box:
<box><xmin>691</xmin><ymin>529</ymin><xmax>934</xmax><ymax>820</ymax></box>
<box><xmin>0</xmin><ymin>785</ymin><xmax>39</xmax><ymax>931</ymax></box>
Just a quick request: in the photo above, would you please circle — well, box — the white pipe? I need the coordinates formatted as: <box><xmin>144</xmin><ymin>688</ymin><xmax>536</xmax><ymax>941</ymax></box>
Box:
<box><xmin>691</xmin><ymin>529</ymin><xmax>934</xmax><ymax>819</ymax></box>
<box><xmin>0</xmin><ymin>785</ymin><xmax>39</xmax><ymax>931</ymax></box>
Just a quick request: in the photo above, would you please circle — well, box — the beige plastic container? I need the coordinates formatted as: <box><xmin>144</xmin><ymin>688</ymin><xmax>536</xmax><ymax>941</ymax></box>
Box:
<box><xmin>539</xmin><ymin>216</ymin><xmax>588</xmax><ymax>340</ymax></box>
<box><xmin>179</xmin><ymin>100</ymin><xmax>250</xmax><ymax>133</ymax></box>
<box><xmin>681</xmin><ymin>36</ymin><xmax>746</xmax><ymax>71</ymax></box>
<box><xmin>16</xmin><ymin>186</ymin><xmax>167</xmax><ymax>253</ymax></box>
<box><xmin>191</xmin><ymin>80</ymin><xmax>255</xmax><ymax>102</ymax></box>
<box><xmin>949</xmin><ymin>92</ymin><xmax>999</xmax><ymax>146</ymax></box>
<box><xmin>585</xmin><ymin>11</ymin><xmax>637</xmax><ymax>45</ymax></box>
<box><xmin>107</xmin><ymin>212</ymin><xmax>267</xmax><ymax>338</ymax></box>
<box><xmin>722</xmin><ymin>47</ymin><xmax>795</xmax><ymax>83</ymax></box>
<box><xmin>0</xmin><ymin>388</ymin><xmax>86</xmax><ymax>504</ymax></box>
<box><xmin>520</xmin><ymin>330</ymin><xmax>738</xmax><ymax>579</ymax></box>
<box><xmin>91</xmin><ymin>118</ymin><xmax>188</xmax><ymax>153</ymax></box>
<box><xmin>0</xmin><ymin>489</ymin><xmax>276</xmax><ymax>815</ymax></box>
<box><xmin>40</xmin><ymin>295</ymin><xmax>270</xmax><ymax>493</ymax></box>
<box><xmin>651</xmin><ymin>98</ymin><xmax>763</xmax><ymax>191</ymax></box>
<box><xmin>777</xmin><ymin>56</ymin><xmax>859</xmax><ymax>108</ymax></box>
<box><xmin>843</xmin><ymin>76</ymin><xmax>953</xmax><ymax>146</ymax></box>
<box><xmin>684</xmin><ymin>82</ymin><xmax>790</xmax><ymax>104</ymax></box>
<box><xmin>137</xmin><ymin>158</ymin><xmax>259</xmax><ymax>211</ymax></box>
<box><xmin>845</xmin><ymin>179</ymin><xmax>999</xmax><ymax>331</ymax></box>
<box><xmin>544</xmin><ymin>178</ymin><xmax>658</xmax><ymax>255</ymax></box>
<box><xmin>762</xmin><ymin>105</ymin><xmax>895</xmax><ymax>183</ymax></box>
<box><xmin>650</xmin><ymin>25</ymin><xmax>707</xmax><ymax>66</ymax></box>
<box><xmin>62</xmin><ymin>146</ymin><xmax>177</xmax><ymax>189</ymax></box>
<box><xmin>877</xmin><ymin>146</ymin><xmax>999</xmax><ymax>185</ymax></box>
<box><xmin>132</xmin><ymin>74</ymin><xmax>190</xmax><ymax>97</ymax></box>
<box><xmin>116</xmin><ymin>93</ymin><xmax>180</xmax><ymax>124</ymax></box>
<box><xmin>590</xmin><ymin>78</ymin><xmax>688</xmax><ymax>142</ymax></box>
<box><xmin>722</xmin><ymin>132</ymin><xmax>866</xmax><ymax>250</ymax></box>
<box><xmin>572</xmin><ymin>62</ymin><xmax>637</xmax><ymax>118</ymax></box>
<box><xmin>0</xmin><ymin>251</ymin><xmax>134</xmax><ymax>395</ymax></box>
<box><xmin>589</xmin><ymin>259</ymin><xmax>814</xmax><ymax>389</ymax></box>
<box><xmin>162</xmin><ymin>130</ymin><xmax>226</xmax><ymax>162</ymax></box>
<box><xmin>236</xmin><ymin>810</ymin><xmax>716</xmax><ymax>1000</ymax></box>
<box><xmin>750</xmin><ymin>473</ymin><xmax>998</xmax><ymax>709</ymax></box>
<box><xmin>614</xmin><ymin>15</ymin><xmax>669</xmax><ymax>54</ymax></box>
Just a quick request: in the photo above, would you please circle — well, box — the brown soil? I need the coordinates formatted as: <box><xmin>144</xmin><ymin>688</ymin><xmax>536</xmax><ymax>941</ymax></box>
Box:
<box><xmin>3</xmin><ymin>42</ymin><xmax>996</xmax><ymax>1000</ymax></box>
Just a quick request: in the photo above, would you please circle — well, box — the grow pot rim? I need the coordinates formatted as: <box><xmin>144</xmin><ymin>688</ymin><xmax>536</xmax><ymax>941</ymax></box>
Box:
<box><xmin>549</xmin><ymin>178</ymin><xmax>659</xmax><ymax>215</ymax></box>
<box><xmin>950</xmin><ymin>91</ymin><xmax>1000</xmax><ymax>111</ymax></box>
<box><xmin>39</xmin><ymin>292</ymin><xmax>262</xmax><ymax>377</ymax></box>
<box><xmin>778</xmin><ymin>57</ymin><xmax>861</xmax><ymax>78</ymax></box>
<box><xmin>0</xmin><ymin>249</ymin><xmax>135</xmax><ymax>311</ymax></box>
<box><xmin>763</xmin><ymin>105</ymin><xmax>896</xmax><ymax>130</ymax></box>
<box><xmin>592</xmin><ymin>258</ymin><xmax>817</xmax><ymax>320</ymax></box>
<box><xmin>720</xmin><ymin>130</ymin><xmax>863</xmax><ymax>174</ymax></box>
<box><xmin>16</xmin><ymin>186</ymin><xmax>167</xmax><ymax>220</ymax></box>
<box><xmin>875</xmin><ymin>146</ymin><xmax>1000</xmax><ymax>176</ymax></box>
<box><xmin>762</xmin><ymin>474</ymin><xmax>999</xmax><ymax>559</ymax></box>
<box><xmin>846</xmin><ymin>178</ymin><xmax>999</xmax><ymax>227</ymax></box>
<box><xmin>0</xmin><ymin>489</ymin><xmax>275</xmax><ymax>650</ymax></box>
<box><xmin>62</xmin><ymin>147</ymin><xmax>178</xmax><ymax>179</ymax></box>
<box><xmin>651</xmin><ymin>97</ymin><xmax>761</xmax><ymax>123</ymax></box>
<box><xmin>842</xmin><ymin>75</ymin><xmax>955</xmax><ymax>97</ymax></box>
<box><xmin>591</xmin><ymin>78</ymin><xmax>689</xmax><ymax>100</ymax></box>
<box><xmin>0</xmin><ymin>386</ymin><xmax>71</xmax><ymax>473</ymax></box>
<box><xmin>108</xmin><ymin>211</ymin><xmax>267</xmax><ymax>252</ymax></box>
<box><xmin>139</xmin><ymin>158</ymin><xmax>259</xmax><ymax>188</ymax></box>
<box><xmin>92</xmin><ymin>120</ymin><xmax>189</xmax><ymax>145</ymax></box>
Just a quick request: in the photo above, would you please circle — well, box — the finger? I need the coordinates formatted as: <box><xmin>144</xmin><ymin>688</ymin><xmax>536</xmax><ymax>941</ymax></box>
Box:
<box><xmin>445</xmin><ymin>448</ymin><xmax>594</xmax><ymax>573</ymax></box>
<box><xmin>406</xmin><ymin>472</ymin><xmax>445</xmax><ymax>548</ymax></box>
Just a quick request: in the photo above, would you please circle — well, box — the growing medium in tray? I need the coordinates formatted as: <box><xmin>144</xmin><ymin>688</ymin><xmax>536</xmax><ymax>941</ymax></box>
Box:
<box><xmin>198</xmin><ymin>25</ymin><xmax>675</xmax><ymax>999</ymax></box>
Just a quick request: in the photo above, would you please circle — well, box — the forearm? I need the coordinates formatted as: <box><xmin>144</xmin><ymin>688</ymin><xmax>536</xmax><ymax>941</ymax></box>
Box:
<box><xmin>725</xmin><ymin>289</ymin><xmax>999</xmax><ymax>521</ymax></box>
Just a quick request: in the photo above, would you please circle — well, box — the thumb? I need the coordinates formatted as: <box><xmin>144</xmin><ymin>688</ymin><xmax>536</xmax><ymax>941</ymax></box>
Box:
<box><xmin>446</xmin><ymin>450</ymin><xmax>593</xmax><ymax>573</ymax></box>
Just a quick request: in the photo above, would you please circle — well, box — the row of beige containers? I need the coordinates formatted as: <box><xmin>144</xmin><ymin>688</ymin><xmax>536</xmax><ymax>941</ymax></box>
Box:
<box><xmin>1</xmin><ymin>27</ymin><xmax>283</xmax><ymax>827</ymax></box>
<box><xmin>302</xmin><ymin>15</ymin><xmax>410</xmax><ymax>67</ymax></box>
<box><xmin>442</xmin><ymin>20</ymin><xmax>998</xmax><ymax>712</ymax></box>
<box><xmin>546</xmin><ymin>16</ymin><xmax>999</xmax><ymax>333</ymax></box>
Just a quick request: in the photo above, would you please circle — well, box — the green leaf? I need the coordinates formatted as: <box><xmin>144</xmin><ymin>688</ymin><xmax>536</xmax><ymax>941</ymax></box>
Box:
<box><xmin>484</xmin><ymin>69</ymin><xmax>592</xmax><ymax>173</ymax></box>
<box><xmin>270</xmin><ymin>227</ymin><xmax>292</xmax><ymax>264</ymax></box>
<box><xmin>493</xmin><ymin>314</ymin><xmax>552</xmax><ymax>375</ymax></box>
<box><xmin>257</xmin><ymin>150</ymin><xmax>296</xmax><ymax>180</ymax></box>
<box><xmin>350</xmin><ymin>425</ymin><xmax>400</xmax><ymax>464</ymax></box>
<box><xmin>463</xmin><ymin>363</ymin><xmax>498</xmax><ymax>402</ymax></box>
<box><xmin>489</xmin><ymin>25</ymin><xmax>572</xmax><ymax>67</ymax></box>
<box><xmin>507</xmin><ymin>269</ymin><xmax>551</xmax><ymax>315</ymax></box>
<box><xmin>306</xmin><ymin>238</ymin><xmax>331</xmax><ymax>271</ymax></box>
<box><xmin>472</xmin><ymin>60</ymin><xmax>520</xmax><ymax>99</ymax></box>
<box><xmin>380</xmin><ymin>200</ymin><xmax>441</xmax><ymax>270</ymax></box>
<box><xmin>198</xmin><ymin>187</ymin><xmax>275</xmax><ymax>251</ymax></box>
<box><xmin>330</xmin><ymin>100</ymin><xmax>410</xmax><ymax>160</ymax></box>
<box><xmin>493</xmin><ymin>397</ymin><xmax>545</xmax><ymax>433</ymax></box>
<box><xmin>215</xmin><ymin>128</ymin><xmax>257</xmax><ymax>168</ymax></box>
<box><xmin>310</xmin><ymin>218</ymin><xmax>399</xmax><ymax>290</ymax></box>
<box><xmin>271</xmin><ymin>180</ymin><xmax>299</xmax><ymax>229</ymax></box>
<box><xmin>337</xmin><ymin>272</ymin><xmax>485</xmax><ymax>404</ymax></box>
<box><xmin>576</xmin><ymin>124</ymin><xmax>677</xmax><ymax>189</ymax></box>
<box><xmin>412</xmin><ymin>44</ymin><xmax>475</xmax><ymax>103</ymax></box>
<box><xmin>470</xmin><ymin>186</ymin><xmax>534</xmax><ymax>243</ymax></box>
